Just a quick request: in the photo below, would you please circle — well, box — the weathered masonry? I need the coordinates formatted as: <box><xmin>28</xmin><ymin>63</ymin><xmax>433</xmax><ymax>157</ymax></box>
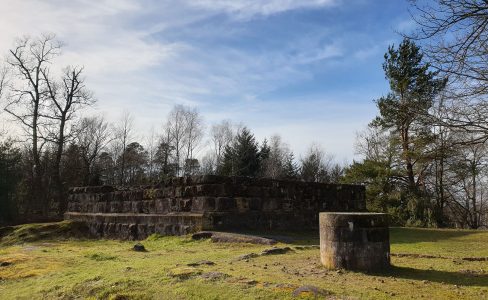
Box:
<box><xmin>319</xmin><ymin>212</ymin><xmax>390</xmax><ymax>271</ymax></box>
<box><xmin>64</xmin><ymin>175</ymin><xmax>366</xmax><ymax>239</ymax></box>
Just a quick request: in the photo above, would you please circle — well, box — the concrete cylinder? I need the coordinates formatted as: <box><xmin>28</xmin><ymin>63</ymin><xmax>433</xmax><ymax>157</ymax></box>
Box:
<box><xmin>319</xmin><ymin>212</ymin><xmax>390</xmax><ymax>271</ymax></box>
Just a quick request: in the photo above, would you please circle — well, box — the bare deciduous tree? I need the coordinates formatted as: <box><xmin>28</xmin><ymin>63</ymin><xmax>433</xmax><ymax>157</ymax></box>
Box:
<box><xmin>408</xmin><ymin>1</ymin><xmax>488</xmax><ymax>145</ymax></box>
<box><xmin>145</xmin><ymin>126</ymin><xmax>158</xmax><ymax>181</ymax></box>
<box><xmin>184</xmin><ymin>107</ymin><xmax>204</xmax><ymax>175</ymax></box>
<box><xmin>76</xmin><ymin>116</ymin><xmax>111</xmax><ymax>185</ymax></box>
<box><xmin>1</xmin><ymin>34</ymin><xmax>61</xmax><ymax>210</ymax></box>
<box><xmin>300</xmin><ymin>144</ymin><xmax>337</xmax><ymax>183</ymax></box>
<box><xmin>443</xmin><ymin>131</ymin><xmax>488</xmax><ymax>228</ymax></box>
<box><xmin>43</xmin><ymin>66</ymin><xmax>94</xmax><ymax>196</ymax></box>
<box><xmin>113</xmin><ymin>111</ymin><xmax>134</xmax><ymax>184</ymax></box>
<box><xmin>0</xmin><ymin>67</ymin><xmax>7</xmax><ymax>100</ymax></box>
<box><xmin>410</xmin><ymin>0</ymin><xmax>488</xmax><ymax>96</ymax></box>
<box><xmin>200</xmin><ymin>151</ymin><xmax>217</xmax><ymax>175</ymax></box>
<box><xmin>210</xmin><ymin>120</ymin><xmax>234</xmax><ymax>173</ymax></box>
<box><xmin>166</xmin><ymin>105</ymin><xmax>187</xmax><ymax>176</ymax></box>
<box><xmin>165</xmin><ymin>105</ymin><xmax>204</xmax><ymax>176</ymax></box>
<box><xmin>261</xmin><ymin>134</ymin><xmax>291</xmax><ymax>179</ymax></box>
<box><xmin>155</xmin><ymin>126</ymin><xmax>176</xmax><ymax>179</ymax></box>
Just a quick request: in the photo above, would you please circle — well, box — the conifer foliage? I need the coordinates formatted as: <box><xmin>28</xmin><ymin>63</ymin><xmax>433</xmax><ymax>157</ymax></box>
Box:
<box><xmin>219</xmin><ymin>127</ymin><xmax>262</xmax><ymax>177</ymax></box>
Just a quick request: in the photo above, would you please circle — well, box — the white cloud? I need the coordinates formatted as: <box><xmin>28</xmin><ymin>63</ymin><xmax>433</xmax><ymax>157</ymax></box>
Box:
<box><xmin>186</xmin><ymin>0</ymin><xmax>338</xmax><ymax>19</ymax></box>
<box><xmin>395</xmin><ymin>18</ymin><xmax>417</xmax><ymax>33</ymax></box>
<box><xmin>0</xmin><ymin>0</ymin><xmax>376</xmax><ymax>160</ymax></box>
<box><xmin>353</xmin><ymin>45</ymin><xmax>381</xmax><ymax>60</ymax></box>
<box><xmin>0</xmin><ymin>0</ymin><xmax>185</xmax><ymax>136</ymax></box>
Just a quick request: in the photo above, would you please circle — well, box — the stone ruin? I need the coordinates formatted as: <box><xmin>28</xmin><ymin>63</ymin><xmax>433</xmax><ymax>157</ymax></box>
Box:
<box><xmin>319</xmin><ymin>212</ymin><xmax>390</xmax><ymax>271</ymax></box>
<box><xmin>64</xmin><ymin>175</ymin><xmax>366</xmax><ymax>240</ymax></box>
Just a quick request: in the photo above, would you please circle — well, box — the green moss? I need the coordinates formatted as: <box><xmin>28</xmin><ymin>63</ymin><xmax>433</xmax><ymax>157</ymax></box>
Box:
<box><xmin>0</xmin><ymin>221</ymin><xmax>89</xmax><ymax>245</ymax></box>
<box><xmin>0</xmin><ymin>224</ymin><xmax>487</xmax><ymax>299</ymax></box>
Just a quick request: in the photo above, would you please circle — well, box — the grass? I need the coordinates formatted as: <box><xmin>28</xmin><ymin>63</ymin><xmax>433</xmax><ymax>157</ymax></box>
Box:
<box><xmin>0</xmin><ymin>223</ymin><xmax>487</xmax><ymax>299</ymax></box>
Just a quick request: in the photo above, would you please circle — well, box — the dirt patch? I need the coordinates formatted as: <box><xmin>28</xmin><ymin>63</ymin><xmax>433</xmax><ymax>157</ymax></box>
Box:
<box><xmin>294</xmin><ymin>245</ymin><xmax>320</xmax><ymax>250</ymax></box>
<box><xmin>235</xmin><ymin>247</ymin><xmax>293</xmax><ymax>262</ymax></box>
<box><xmin>292</xmin><ymin>285</ymin><xmax>331</xmax><ymax>298</ymax></box>
<box><xmin>187</xmin><ymin>260</ymin><xmax>215</xmax><ymax>267</ymax></box>
<box><xmin>0</xmin><ymin>261</ymin><xmax>13</xmax><ymax>267</ymax></box>
<box><xmin>168</xmin><ymin>267</ymin><xmax>203</xmax><ymax>280</ymax></box>
<box><xmin>261</xmin><ymin>247</ymin><xmax>293</xmax><ymax>255</ymax></box>
<box><xmin>461</xmin><ymin>257</ymin><xmax>488</xmax><ymax>262</ymax></box>
<box><xmin>200</xmin><ymin>272</ymin><xmax>230</xmax><ymax>281</ymax></box>
<box><xmin>236</xmin><ymin>253</ymin><xmax>259</xmax><ymax>261</ymax></box>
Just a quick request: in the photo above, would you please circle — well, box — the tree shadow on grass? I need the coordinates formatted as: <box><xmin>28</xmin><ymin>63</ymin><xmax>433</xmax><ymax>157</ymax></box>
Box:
<box><xmin>390</xmin><ymin>227</ymin><xmax>480</xmax><ymax>244</ymax></box>
<box><xmin>214</xmin><ymin>227</ymin><xmax>483</xmax><ymax>247</ymax></box>
<box><xmin>370</xmin><ymin>265</ymin><xmax>488</xmax><ymax>287</ymax></box>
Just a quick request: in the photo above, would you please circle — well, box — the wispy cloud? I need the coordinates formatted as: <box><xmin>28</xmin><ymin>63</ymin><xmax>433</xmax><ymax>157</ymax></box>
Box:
<box><xmin>0</xmin><ymin>0</ymin><xmax>405</xmax><ymax>159</ymax></box>
<box><xmin>395</xmin><ymin>18</ymin><xmax>417</xmax><ymax>33</ymax></box>
<box><xmin>185</xmin><ymin>0</ymin><xmax>339</xmax><ymax>19</ymax></box>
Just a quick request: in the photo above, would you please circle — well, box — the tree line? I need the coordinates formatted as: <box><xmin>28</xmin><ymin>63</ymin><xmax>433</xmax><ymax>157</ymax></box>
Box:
<box><xmin>1</xmin><ymin>1</ymin><xmax>488</xmax><ymax>228</ymax></box>
<box><xmin>0</xmin><ymin>35</ymin><xmax>343</xmax><ymax>223</ymax></box>
<box><xmin>342</xmin><ymin>1</ymin><xmax>488</xmax><ymax>229</ymax></box>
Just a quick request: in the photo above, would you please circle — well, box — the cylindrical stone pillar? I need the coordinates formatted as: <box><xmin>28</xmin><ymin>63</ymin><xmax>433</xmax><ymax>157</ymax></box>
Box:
<box><xmin>319</xmin><ymin>212</ymin><xmax>390</xmax><ymax>271</ymax></box>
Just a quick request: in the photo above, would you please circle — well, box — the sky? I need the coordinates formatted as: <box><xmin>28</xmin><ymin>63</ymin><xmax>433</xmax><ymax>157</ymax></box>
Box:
<box><xmin>0</xmin><ymin>0</ymin><xmax>418</xmax><ymax>162</ymax></box>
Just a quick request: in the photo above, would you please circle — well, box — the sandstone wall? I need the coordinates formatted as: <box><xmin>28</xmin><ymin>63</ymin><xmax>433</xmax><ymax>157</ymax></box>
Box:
<box><xmin>64</xmin><ymin>175</ymin><xmax>366</xmax><ymax>239</ymax></box>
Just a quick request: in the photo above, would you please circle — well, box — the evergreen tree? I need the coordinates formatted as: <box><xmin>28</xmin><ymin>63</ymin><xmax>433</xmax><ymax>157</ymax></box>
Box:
<box><xmin>155</xmin><ymin>140</ymin><xmax>176</xmax><ymax>180</ymax></box>
<box><xmin>371</xmin><ymin>38</ymin><xmax>446</xmax><ymax>225</ymax></box>
<box><xmin>184</xmin><ymin>158</ymin><xmax>200</xmax><ymax>176</ymax></box>
<box><xmin>220</xmin><ymin>127</ymin><xmax>261</xmax><ymax>177</ymax></box>
<box><xmin>300</xmin><ymin>148</ymin><xmax>324</xmax><ymax>182</ymax></box>
<box><xmin>258</xmin><ymin>138</ymin><xmax>270</xmax><ymax>176</ymax></box>
<box><xmin>372</xmin><ymin>38</ymin><xmax>446</xmax><ymax>192</ymax></box>
<box><xmin>0</xmin><ymin>141</ymin><xmax>22</xmax><ymax>224</ymax></box>
<box><xmin>122</xmin><ymin>142</ymin><xmax>148</xmax><ymax>185</ymax></box>
<box><xmin>283</xmin><ymin>152</ymin><xmax>299</xmax><ymax>179</ymax></box>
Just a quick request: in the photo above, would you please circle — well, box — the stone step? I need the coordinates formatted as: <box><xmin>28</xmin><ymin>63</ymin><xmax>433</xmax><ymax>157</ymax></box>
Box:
<box><xmin>64</xmin><ymin>212</ymin><xmax>207</xmax><ymax>239</ymax></box>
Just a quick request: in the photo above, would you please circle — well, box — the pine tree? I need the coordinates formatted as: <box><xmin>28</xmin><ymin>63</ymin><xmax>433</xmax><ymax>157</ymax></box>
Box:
<box><xmin>372</xmin><ymin>38</ymin><xmax>446</xmax><ymax>224</ymax></box>
<box><xmin>283</xmin><ymin>152</ymin><xmax>299</xmax><ymax>179</ymax></box>
<box><xmin>258</xmin><ymin>138</ymin><xmax>270</xmax><ymax>176</ymax></box>
<box><xmin>373</xmin><ymin>38</ymin><xmax>446</xmax><ymax>191</ymax></box>
<box><xmin>220</xmin><ymin>127</ymin><xmax>261</xmax><ymax>177</ymax></box>
<box><xmin>0</xmin><ymin>141</ymin><xmax>22</xmax><ymax>223</ymax></box>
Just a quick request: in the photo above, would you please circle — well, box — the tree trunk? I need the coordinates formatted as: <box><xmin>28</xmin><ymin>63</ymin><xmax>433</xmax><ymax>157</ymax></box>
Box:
<box><xmin>31</xmin><ymin>97</ymin><xmax>44</xmax><ymax>216</ymax></box>
<box><xmin>401</xmin><ymin>126</ymin><xmax>416</xmax><ymax>191</ymax></box>
<box><xmin>54</xmin><ymin>116</ymin><xmax>66</xmax><ymax>215</ymax></box>
<box><xmin>471</xmin><ymin>162</ymin><xmax>478</xmax><ymax>229</ymax></box>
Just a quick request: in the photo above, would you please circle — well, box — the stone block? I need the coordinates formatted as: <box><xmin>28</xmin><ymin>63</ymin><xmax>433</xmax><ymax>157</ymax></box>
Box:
<box><xmin>191</xmin><ymin>197</ymin><xmax>216</xmax><ymax>212</ymax></box>
<box><xmin>179</xmin><ymin>199</ymin><xmax>192</xmax><ymax>212</ymax></box>
<box><xmin>235</xmin><ymin>197</ymin><xmax>249</xmax><ymax>212</ymax></box>
<box><xmin>65</xmin><ymin>176</ymin><xmax>366</xmax><ymax>238</ymax></box>
<box><xmin>319</xmin><ymin>212</ymin><xmax>390</xmax><ymax>271</ymax></box>
<box><xmin>215</xmin><ymin>197</ymin><xmax>236</xmax><ymax>211</ymax></box>
<box><xmin>155</xmin><ymin>199</ymin><xmax>170</xmax><ymax>213</ymax></box>
<box><xmin>248</xmin><ymin>197</ymin><xmax>262</xmax><ymax>210</ymax></box>
<box><xmin>262</xmin><ymin>198</ymin><xmax>280</xmax><ymax>211</ymax></box>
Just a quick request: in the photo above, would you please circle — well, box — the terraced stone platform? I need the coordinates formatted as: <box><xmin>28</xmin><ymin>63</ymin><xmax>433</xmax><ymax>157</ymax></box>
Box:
<box><xmin>64</xmin><ymin>175</ymin><xmax>366</xmax><ymax>239</ymax></box>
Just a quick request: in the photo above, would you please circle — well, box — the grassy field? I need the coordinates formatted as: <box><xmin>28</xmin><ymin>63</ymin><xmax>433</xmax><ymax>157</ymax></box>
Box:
<box><xmin>0</xmin><ymin>222</ymin><xmax>487</xmax><ymax>299</ymax></box>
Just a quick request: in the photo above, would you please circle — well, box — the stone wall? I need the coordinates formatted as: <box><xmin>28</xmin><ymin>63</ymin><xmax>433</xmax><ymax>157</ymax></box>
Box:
<box><xmin>64</xmin><ymin>175</ymin><xmax>366</xmax><ymax>239</ymax></box>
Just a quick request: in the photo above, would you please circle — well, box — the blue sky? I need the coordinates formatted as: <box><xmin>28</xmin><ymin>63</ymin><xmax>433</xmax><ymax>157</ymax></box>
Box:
<box><xmin>0</xmin><ymin>0</ymin><xmax>418</xmax><ymax>161</ymax></box>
